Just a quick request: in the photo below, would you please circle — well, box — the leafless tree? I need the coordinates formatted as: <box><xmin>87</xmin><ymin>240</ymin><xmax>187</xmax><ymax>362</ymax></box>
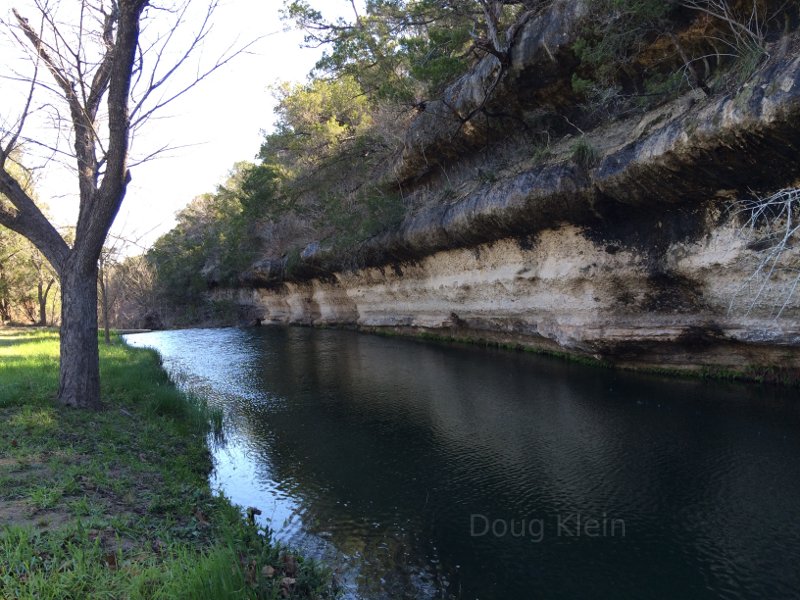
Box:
<box><xmin>97</xmin><ymin>230</ymin><xmax>150</xmax><ymax>343</ymax></box>
<box><xmin>0</xmin><ymin>0</ymin><xmax>252</xmax><ymax>408</ymax></box>
<box><xmin>681</xmin><ymin>0</ymin><xmax>771</xmax><ymax>57</ymax></box>
<box><xmin>729</xmin><ymin>188</ymin><xmax>800</xmax><ymax>318</ymax></box>
<box><xmin>29</xmin><ymin>246</ymin><xmax>57</xmax><ymax>325</ymax></box>
<box><xmin>98</xmin><ymin>244</ymin><xmax>118</xmax><ymax>345</ymax></box>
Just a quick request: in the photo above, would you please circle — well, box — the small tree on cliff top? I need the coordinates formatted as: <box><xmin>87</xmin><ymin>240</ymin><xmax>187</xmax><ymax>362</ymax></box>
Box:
<box><xmin>0</xmin><ymin>0</ymin><xmax>248</xmax><ymax>408</ymax></box>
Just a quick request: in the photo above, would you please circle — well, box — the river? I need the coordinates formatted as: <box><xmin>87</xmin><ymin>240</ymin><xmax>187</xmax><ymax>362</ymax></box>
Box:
<box><xmin>124</xmin><ymin>326</ymin><xmax>800</xmax><ymax>599</ymax></box>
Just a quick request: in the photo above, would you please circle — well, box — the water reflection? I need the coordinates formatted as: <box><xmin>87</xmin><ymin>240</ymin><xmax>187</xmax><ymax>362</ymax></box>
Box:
<box><xmin>125</xmin><ymin>327</ymin><xmax>800</xmax><ymax>600</ymax></box>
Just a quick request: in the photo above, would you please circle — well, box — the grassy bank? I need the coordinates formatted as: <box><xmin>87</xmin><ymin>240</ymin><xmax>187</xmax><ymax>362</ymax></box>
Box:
<box><xmin>0</xmin><ymin>328</ymin><xmax>337</xmax><ymax>599</ymax></box>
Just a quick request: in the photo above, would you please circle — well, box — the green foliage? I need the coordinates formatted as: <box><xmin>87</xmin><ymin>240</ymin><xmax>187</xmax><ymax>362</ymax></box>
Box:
<box><xmin>572</xmin><ymin>0</ymin><xmax>681</xmax><ymax>99</ymax></box>
<box><xmin>244</xmin><ymin>77</ymin><xmax>393</xmax><ymax>228</ymax></box>
<box><xmin>148</xmin><ymin>163</ymin><xmax>258</xmax><ymax>321</ymax></box>
<box><xmin>401</xmin><ymin>23</ymin><xmax>473</xmax><ymax>95</ymax></box>
<box><xmin>571</xmin><ymin>138</ymin><xmax>600</xmax><ymax>169</ymax></box>
<box><xmin>725</xmin><ymin>43</ymin><xmax>769</xmax><ymax>87</ymax></box>
<box><xmin>239</xmin><ymin>163</ymin><xmax>286</xmax><ymax>221</ymax></box>
<box><xmin>232</xmin><ymin>74</ymin><xmax>408</xmax><ymax>276</ymax></box>
<box><xmin>571</xmin><ymin>73</ymin><xmax>593</xmax><ymax>96</ymax></box>
<box><xmin>532</xmin><ymin>144</ymin><xmax>553</xmax><ymax>164</ymax></box>
<box><xmin>283</xmin><ymin>0</ymin><xmax>417</xmax><ymax>101</ymax></box>
<box><xmin>325</xmin><ymin>188</ymin><xmax>406</xmax><ymax>254</ymax></box>
<box><xmin>574</xmin><ymin>0</ymin><xmax>677</xmax><ymax>79</ymax></box>
<box><xmin>284</xmin><ymin>246</ymin><xmax>303</xmax><ymax>278</ymax></box>
<box><xmin>264</xmin><ymin>76</ymin><xmax>373</xmax><ymax>169</ymax></box>
<box><xmin>1</xmin><ymin>159</ymin><xmax>59</xmax><ymax>325</ymax></box>
<box><xmin>571</xmin><ymin>0</ymin><xmax>790</xmax><ymax>114</ymax></box>
<box><xmin>642</xmin><ymin>69</ymin><xmax>685</xmax><ymax>97</ymax></box>
<box><xmin>282</xmin><ymin>0</ymin><xmax>523</xmax><ymax>101</ymax></box>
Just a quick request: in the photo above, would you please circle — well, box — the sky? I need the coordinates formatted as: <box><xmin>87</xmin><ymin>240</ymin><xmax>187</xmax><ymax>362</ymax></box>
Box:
<box><xmin>0</xmin><ymin>0</ymin><xmax>357</xmax><ymax>253</ymax></box>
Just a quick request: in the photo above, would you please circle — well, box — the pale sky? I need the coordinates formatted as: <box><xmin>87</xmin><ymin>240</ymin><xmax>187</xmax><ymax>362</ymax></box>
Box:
<box><xmin>1</xmin><ymin>0</ymin><xmax>357</xmax><ymax>253</ymax></box>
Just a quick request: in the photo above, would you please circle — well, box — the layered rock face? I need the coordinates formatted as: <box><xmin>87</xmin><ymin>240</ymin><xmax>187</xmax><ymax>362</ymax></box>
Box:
<box><xmin>235</xmin><ymin>220</ymin><xmax>799</xmax><ymax>376</ymax></box>
<box><xmin>231</xmin><ymin>7</ymin><xmax>800</xmax><ymax>379</ymax></box>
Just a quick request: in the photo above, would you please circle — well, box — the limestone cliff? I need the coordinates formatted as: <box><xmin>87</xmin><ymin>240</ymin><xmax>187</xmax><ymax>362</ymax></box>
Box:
<box><xmin>227</xmin><ymin>4</ymin><xmax>800</xmax><ymax>381</ymax></box>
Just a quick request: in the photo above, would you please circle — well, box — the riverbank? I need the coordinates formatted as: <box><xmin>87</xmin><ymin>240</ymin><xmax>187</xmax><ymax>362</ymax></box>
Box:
<box><xmin>0</xmin><ymin>328</ymin><xmax>337</xmax><ymax>599</ymax></box>
<box><xmin>125</xmin><ymin>325</ymin><xmax>800</xmax><ymax>599</ymax></box>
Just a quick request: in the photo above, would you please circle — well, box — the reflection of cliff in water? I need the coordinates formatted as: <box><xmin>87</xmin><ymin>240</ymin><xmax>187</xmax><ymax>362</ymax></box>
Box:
<box><xmin>125</xmin><ymin>327</ymin><xmax>800</xmax><ymax>600</ymax></box>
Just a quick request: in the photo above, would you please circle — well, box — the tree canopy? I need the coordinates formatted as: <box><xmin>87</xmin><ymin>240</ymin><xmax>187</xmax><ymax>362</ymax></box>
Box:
<box><xmin>283</xmin><ymin>0</ymin><xmax>537</xmax><ymax>102</ymax></box>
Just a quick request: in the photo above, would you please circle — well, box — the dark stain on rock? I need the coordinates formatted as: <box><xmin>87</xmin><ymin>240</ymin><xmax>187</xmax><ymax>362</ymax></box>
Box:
<box><xmin>517</xmin><ymin>234</ymin><xmax>537</xmax><ymax>251</ymax></box>
<box><xmin>450</xmin><ymin>312</ymin><xmax>467</xmax><ymax>328</ymax></box>
<box><xmin>676</xmin><ymin>323</ymin><xmax>727</xmax><ymax>350</ymax></box>
<box><xmin>585</xmin><ymin>196</ymin><xmax>713</xmax><ymax>269</ymax></box>
<box><xmin>642</xmin><ymin>272</ymin><xmax>705</xmax><ymax>312</ymax></box>
<box><xmin>614</xmin><ymin>287</ymin><xmax>637</xmax><ymax>307</ymax></box>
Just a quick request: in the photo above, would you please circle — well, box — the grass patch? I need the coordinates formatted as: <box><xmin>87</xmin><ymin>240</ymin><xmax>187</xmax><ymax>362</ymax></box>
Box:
<box><xmin>0</xmin><ymin>327</ymin><xmax>338</xmax><ymax>599</ymax></box>
<box><xmin>570</xmin><ymin>138</ymin><xmax>599</xmax><ymax>170</ymax></box>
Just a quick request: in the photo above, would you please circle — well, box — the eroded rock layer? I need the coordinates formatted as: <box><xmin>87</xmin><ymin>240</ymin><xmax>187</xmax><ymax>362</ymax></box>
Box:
<box><xmin>231</xmin><ymin>30</ymin><xmax>800</xmax><ymax>380</ymax></box>
<box><xmin>231</xmin><ymin>219</ymin><xmax>800</xmax><ymax>378</ymax></box>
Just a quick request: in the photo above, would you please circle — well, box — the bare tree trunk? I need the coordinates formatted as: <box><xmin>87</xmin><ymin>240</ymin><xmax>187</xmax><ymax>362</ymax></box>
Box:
<box><xmin>480</xmin><ymin>0</ymin><xmax>504</xmax><ymax>54</ymax></box>
<box><xmin>1</xmin><ymin>0</ymin><xmax>248</xmax><ymax>409</ymax></box>
<box><xmin>58</xmin><ymin>263</ymin><xmax>100</xmax><ymax>409</ymax></box>
<box><xmin>37</xmin><ymin>281</ymin><xmax>44</xmax><ymax>325</ymax></box>
<box><xmin>0</xmin><ymin>265</ymin><xmax>9</xmax><ymax>323</ymax></box>
<box><xmin>37</xmin><ymin>279</ymin><xmax>53</xmax><ymax>326</ymax></box>
<box><xmin>0</xmin><ymin>299</ymin><xmax>9</xmax><ymax>323</ymax></box>
<box><xmin>102</xmin><ymin>294</ymin><xmax>111</xmax><ymax>344</ymax></box>
<box><xmin>99</xmin><ymin>266</ymin><xmax>111</xmax><ymax>345</ymax></box>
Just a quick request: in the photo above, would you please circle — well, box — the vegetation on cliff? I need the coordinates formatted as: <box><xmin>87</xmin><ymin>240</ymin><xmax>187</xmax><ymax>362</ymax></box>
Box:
<box><xmin>133</xmin><ymin>0</ymin><xmax>800</xmax><ymax>324</ymax></box>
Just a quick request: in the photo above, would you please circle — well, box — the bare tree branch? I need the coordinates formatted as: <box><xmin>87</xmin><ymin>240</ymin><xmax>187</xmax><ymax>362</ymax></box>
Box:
<box><xmin>14</xmin><ymin>6</ymin><xmax>102</xmax><ymax>215</ymax></box>
<box><xmin>729</xmin><ymin>188</ymin><xmax>800</xmax><ymax>318</ymax></box>
<box><xmin>2</xmin><ymin>0</ymin><xmax>251</xmax><ymax>407</ymax></box>
<box><xmin>0</xmin><ymin>167</ymin><xmax>69</xmax><ymax>271</ymax></box>
<box><xmin>130</xmin><ymin>4</ymin><xmax>262</xmax><ymax>131</ymax></box>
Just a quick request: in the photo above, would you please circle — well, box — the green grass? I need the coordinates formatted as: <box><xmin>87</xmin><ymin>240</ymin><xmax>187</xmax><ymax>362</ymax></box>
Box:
<box><xmin>0</xmin><ymin>327</ymin><xmax>338</xmax><ymax>599</ymax></box>
<box><xmin>570</xmin><ymin>138</ymin><xmax>599</xmax><ymax>170</ymax></box>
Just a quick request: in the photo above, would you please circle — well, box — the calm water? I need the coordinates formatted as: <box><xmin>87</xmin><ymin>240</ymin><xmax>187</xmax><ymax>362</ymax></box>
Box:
<box><xmin>124</xmin><ymin>327</ymin><xmax>800</xmax><ymax>600</ymax></box>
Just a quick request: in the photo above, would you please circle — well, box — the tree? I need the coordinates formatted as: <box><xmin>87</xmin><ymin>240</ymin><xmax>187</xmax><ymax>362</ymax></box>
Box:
<box><xmin>730</xmin><ymin>187</ymin><xmax>800</xmax><ymax>318</ymax></box>
<box><xmin>0</xmin><ymin>156</ymin><xmax>58</xmax><ymax>325</ymax></box>
<box><xmin>98</xmin><ymin>241</ymin><xmax>123</xmax><ymax>345</ymax></box>
<box><xmin>283</xmin><ymin>0</ymin><xmax>539</xmax><ymax>102</ymax></box>
<box><xmin>0</xmin><ymin>0</ymin><xmax>248</xmax><ymax>408</ymax></box>
<box><xmin>0</xmin><ymin>227</ymin><xmax>27</xmax><ymax>323</ymax></box>
<box><xmin>102</xmin><ymin>253</ymin><xmax>160</xmax><ymax>329</ymax></box>
<box><xmin>147</xmin><ymin>162</ymin><xmax>259</xmax><ymax>322</ymax></box>
<box><xmin>263</xmin><ymin>76</ymin><xmax>374</xmax><ymax>170</ymax></box>
<box><xmin>26</xmin><ymin>246</ymin><xmax>57</xmax><ymax>325</ymax></box>
<box><xmin>0</xmin><ymin>228</ymin><xmax>58</xmax><ymax>325</ymax></box>
<box><xmin>97</xmin><ymin>232</ymin><xmax>149</xmax><ymax>342</ymax></box>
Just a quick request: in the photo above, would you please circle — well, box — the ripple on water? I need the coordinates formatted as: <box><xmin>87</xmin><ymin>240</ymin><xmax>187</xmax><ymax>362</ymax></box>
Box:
<box><xmin>124</xmin><ymin>327</ymin><xmax>800</xmax><ymax>600</ymax></box>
